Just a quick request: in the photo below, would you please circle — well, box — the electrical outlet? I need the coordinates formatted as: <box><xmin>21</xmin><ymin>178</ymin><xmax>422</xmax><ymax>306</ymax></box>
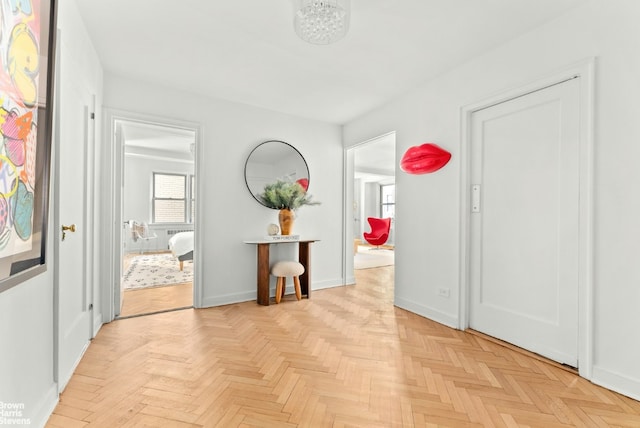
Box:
<box><xmin>438</xmin><ymin>287</ymin><xmax>450</xmax><ymax>298</ymax></box>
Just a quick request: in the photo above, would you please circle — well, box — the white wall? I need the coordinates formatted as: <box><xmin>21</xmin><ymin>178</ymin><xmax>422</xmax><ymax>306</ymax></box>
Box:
<box><xmin>364</xmin><ymin>182</ymin><xmax>380</xmax><ymax>223</ymax></box>
<box><xmin>104</xmin><ymin>74</ymin><xmax>344</xmax><ymax>307</ymax></box>
<box><xmin>0</xmin><ymin>266</ymin><xmax>57</xmax><ymax>427</ymax></box>
<box><xmin>344</xmin><ymin>0</ymin><xmax>640</xmax><ymax>400</ymax></box>
<box><xmin>0</xmin><ymin>0</ymin><xmax>104</xmax><ymax>425</ymax></box>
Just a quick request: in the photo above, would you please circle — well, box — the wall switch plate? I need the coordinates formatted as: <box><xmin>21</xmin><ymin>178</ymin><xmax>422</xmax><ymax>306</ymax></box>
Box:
<box><xmin>438</xmin><ymin>287</ymin><xmax>450</xmax><ymax>298</ymax></box>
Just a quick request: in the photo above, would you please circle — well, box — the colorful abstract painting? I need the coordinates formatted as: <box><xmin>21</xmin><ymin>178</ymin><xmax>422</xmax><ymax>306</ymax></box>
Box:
<box><xmin>0</xmin><ymin>0</ymin><xmax>42</xmax><ymax>258</ymax></box>
<box><xmin>0</xmin><ymin>0</ymin><xmax>56</xmax><ymax>291</ymax></box>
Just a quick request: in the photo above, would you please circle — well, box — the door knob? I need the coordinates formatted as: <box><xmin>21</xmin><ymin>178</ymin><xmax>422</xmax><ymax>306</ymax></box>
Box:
<box><xmin>61</xmin><ymin>224</ymin><xmax>76</xmax><ymax>241</ymax></box>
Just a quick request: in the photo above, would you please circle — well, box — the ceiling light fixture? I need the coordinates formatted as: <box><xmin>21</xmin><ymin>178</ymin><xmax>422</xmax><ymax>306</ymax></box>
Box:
<box><xmin>293</xmin><ymin>0</ymin><xmax>350</xmax><ymax>45</ymax></box>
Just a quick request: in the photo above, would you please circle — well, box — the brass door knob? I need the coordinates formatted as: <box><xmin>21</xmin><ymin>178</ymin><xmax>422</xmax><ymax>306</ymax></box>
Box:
<box><xmin>61</xmin><ymin>224</ymin><xmax>76</xmax><ymax>241</ymax></box>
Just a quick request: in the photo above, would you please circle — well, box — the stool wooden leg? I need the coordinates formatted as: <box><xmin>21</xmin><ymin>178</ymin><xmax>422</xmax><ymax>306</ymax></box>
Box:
<box><xmin>275</xmin><ymin>277</ymin><xmax>283</xmax><ymax>304</ymax></box>
<box><xmin>293</xmin><ymin>276</ymin><xmax>302</xmax><ymax>300</ymax></box>
<box><xmin>179</xmin><ymin>260</ymin><xmax>184</xmax><ymax>271</ymax></box>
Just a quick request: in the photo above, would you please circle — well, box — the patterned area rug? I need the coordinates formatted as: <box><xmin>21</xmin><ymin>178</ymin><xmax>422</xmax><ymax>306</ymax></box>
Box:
<box><xmin>123</xmin><ymin>253</ymin><xmax>193</xmax><ymax>290</ymax></box>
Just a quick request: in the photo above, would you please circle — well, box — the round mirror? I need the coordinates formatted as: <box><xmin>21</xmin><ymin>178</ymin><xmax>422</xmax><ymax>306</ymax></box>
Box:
<box><xmin>244</xmin><ymin>140</ymin><xmax>310</xmax><ymax>208</ymax></box>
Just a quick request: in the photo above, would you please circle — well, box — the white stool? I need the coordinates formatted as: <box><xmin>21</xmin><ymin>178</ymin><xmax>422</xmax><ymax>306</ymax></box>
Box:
<box><xmin>271</xmin><ymin>261</ymin><xmax>305</xmax><ymax>304</ymax></box>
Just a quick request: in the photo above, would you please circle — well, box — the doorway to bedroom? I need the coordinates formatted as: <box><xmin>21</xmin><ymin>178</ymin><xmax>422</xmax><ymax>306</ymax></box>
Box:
<box><xmin>117</xmin><ymin>119</ymin><xmax>196</xmax><ymax>318</ymax></box>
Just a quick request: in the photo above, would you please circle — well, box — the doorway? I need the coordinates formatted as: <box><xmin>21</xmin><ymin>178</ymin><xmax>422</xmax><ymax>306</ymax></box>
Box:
<box><xmin>347</xmin><ymin>132</ymin><xmax>396</xmax><ymax>277</ymax></box>
<box><xmin>112</xmin><ymin>117</ymin><xmax>199</xmax><ymax>318</ymax></box>
<box><xmin>461</xmin><ymin>60</ymin><xmax>595</xmax><ymax>375</ymax></box>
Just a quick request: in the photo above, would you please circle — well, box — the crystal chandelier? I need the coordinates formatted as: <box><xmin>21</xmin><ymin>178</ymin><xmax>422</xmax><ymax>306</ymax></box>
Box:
<box><xmin>293</xmin><ymin>0</ymin><xmax>350</xmax><ymax>45</ymax></box>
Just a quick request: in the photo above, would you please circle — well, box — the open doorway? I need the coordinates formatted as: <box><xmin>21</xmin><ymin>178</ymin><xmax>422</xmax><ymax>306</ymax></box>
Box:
<box><xmin>349</xmin><ymin>132</ymin><xmax>396</xmax><ymax>274</ymax></box>
<box><xmin>117</xmin><ymin>120</ymin><xmax>196</xmax><ymax>318</ymax></box>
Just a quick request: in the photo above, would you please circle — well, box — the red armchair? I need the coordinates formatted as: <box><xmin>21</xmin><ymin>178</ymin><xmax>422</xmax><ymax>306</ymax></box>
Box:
<box><xmin>363</xmin><ymin>217</ymin><xmax>391</xmax><ymax>248</ymax></box>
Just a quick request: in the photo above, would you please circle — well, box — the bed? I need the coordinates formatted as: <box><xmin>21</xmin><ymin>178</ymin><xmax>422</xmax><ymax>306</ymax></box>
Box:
<box><xmin>168</xmin><ymin>231</ymin><xmax>194</xmax><ymax>271</ymax></box>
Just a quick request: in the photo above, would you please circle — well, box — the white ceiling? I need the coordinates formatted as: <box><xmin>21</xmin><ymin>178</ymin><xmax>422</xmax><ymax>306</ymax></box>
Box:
<box><xmin>75</xmin><ymin>0</ymin><xmax>586</xmax><ymax>125</ymax></box>
<box><xmin>120</xmin><ymin>121</ymin><xmax>195</xmax><ymax>157</ymax></box>
<box><xmin>354</xmin><ymin>133</ymin><xmax>396</xmax><ymax>182</ymax></box>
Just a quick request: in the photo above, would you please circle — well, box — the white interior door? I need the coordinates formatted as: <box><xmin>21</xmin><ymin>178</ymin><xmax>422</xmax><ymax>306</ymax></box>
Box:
<box><xmin>469</xmin><ymin>78</ymin><xmax>580</xmax><ymax>367</ymax></box>
<box><xmin>55</xmin><ymin>42</ymin><xmax>93</xmax><ymax>389</ymax></box>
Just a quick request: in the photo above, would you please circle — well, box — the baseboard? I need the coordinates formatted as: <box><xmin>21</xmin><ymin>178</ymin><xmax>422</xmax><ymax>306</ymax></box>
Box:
<box><xmin>311</xmin><ymin>278</ymin><xmax>344</xmax><ymax>290</ymax></box>
<box><xmin>58</xmin><ymin>341</ymin><xmax>90</xmax><ymax>394</ymax></box>
<box><xmin>395</xmin><ymin>296</ymin><xmax>458</xmax><ymax>329</ymax></box>
<box><xmin>592</xmin><ymin>366</ymin><xmax>640</xmax><ymax>401</ymax></box>
<box><xmin>201</xmin><ymin>291</ymin><xmax>256</xmax><ymax>307</ymax></box>
<box><xmin>200</xmin><ymin>279</ymin><xmax>346</xmax><ymax>308</ymax></box>
<box><xmin>93</xmin><ymin>313</ymin><xmax>103</xmax><ymax>338</ymax></box>
<box><xmin>29</xmin><ymin>383</ymin><xmax>58</xmax><ymax>428</ymax></box>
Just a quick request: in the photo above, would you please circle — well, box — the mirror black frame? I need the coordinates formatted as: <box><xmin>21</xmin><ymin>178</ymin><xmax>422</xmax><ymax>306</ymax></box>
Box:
<box><xmin>244</xmin><ymin>140</ymin><xmax>310</xmax><ymax>209</ymax></box>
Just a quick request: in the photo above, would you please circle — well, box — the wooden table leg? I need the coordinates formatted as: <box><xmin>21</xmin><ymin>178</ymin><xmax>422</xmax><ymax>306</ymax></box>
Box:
<box><xmin>257</xmin><ymin>243</ymin><xmax>270</xmax><ymax>305</ymax></box>
<box><xmin>299</xmin><ymin>241</ymin><xmax>310</xmax><ymax>299</ymax></box>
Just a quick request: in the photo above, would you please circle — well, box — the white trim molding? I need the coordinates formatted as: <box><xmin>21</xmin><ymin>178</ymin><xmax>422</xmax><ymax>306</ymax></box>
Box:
<box><xmin>395</xmin><ymin>296</ymin><xmax>458</xmax><ymax>329</ymax></box>
<box><xmin>102</xmin><ymin>108</ymin><xmax>204</xmax><ymax>321</ymax></box>
<box><xmin>592</xmin><ymin>366</ymin><xmax>640</xmax><ymax>402</ymax></box>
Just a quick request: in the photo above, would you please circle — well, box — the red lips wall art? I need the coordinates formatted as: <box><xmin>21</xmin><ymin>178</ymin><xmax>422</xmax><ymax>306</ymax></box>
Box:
<box><xmin>400</xmin><ymin>143</ymin><xmax>451</xmax><ymax>174</ymax></box>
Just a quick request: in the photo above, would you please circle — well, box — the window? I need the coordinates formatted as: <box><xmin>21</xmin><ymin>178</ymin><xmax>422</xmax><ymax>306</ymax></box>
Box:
<box><xmin>381</xmin><ymin>184</ymin><xmax>395</xmax><ymax>219</ymax></box>
<box><xmin>152</xmin><ymin>173</ymin><xmax>195</xmax><ymax>223</ymax></box>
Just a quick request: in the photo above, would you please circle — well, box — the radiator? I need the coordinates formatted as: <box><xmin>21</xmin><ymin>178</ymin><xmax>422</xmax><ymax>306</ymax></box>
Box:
<box><xmin>167</xmin><ymin>229</ymin><xmax>193</xmax><ymax>236</ymax></box>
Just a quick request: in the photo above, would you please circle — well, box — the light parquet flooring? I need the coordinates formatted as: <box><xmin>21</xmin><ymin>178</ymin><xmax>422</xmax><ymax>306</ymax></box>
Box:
<box><xmin>47</xmin><ymin>266</ymin><xmax>640</xmax><ymax>427</ymax></box>
<box><xmin>120</xmin><ymin>251</ymin><xmax>193</xmax><ymax>318</ymax></box>
<box><xmin>120</xmin><ymin>282</ymin><xmax>193</xmax><ymax>318</ymax></box>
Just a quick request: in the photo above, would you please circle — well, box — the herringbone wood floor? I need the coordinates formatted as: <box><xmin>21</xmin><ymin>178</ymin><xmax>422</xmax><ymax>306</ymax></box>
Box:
<box><xmin>120</xmin><ymin>282</ymin><xmax>193</xmax><ymax>318</ymax></box>
<box><xmin>47</xmin><ymin>266</ymin><xmax>640</xmax><ymax>427</ymax></box>
<box><xmin>120</xmin><ymin>252</ymin><xmax>193</xmax><ymax>318</ymax></box>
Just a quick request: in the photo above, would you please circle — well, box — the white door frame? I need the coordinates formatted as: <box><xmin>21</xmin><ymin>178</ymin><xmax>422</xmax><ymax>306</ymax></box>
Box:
<box><xmin>342</xmin><ymin>145</ymin><xmax>355</xmax><ymax>286</ymax></box>
<box><xmin>458</xmin><ymin>58</ymin><xmax>595</xmax><ymax>378</ymax></box>
<box><xmin>342</xmin><ymin>131</ymin><xmax>397</xmax><ymax>287</ymax></box>
<box><xmin>101</xmin><ymin>108</ymin><xmax>204</xmax><ymax>321</ymax></box>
